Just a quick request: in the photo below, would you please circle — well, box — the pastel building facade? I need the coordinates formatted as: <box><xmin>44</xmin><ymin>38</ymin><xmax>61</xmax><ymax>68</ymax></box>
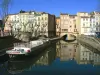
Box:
<box><xmin>60</xmin><ymin>13</ymin><xmax>78</xmax><ymax>39</ymax></box>
<box><xmin>56</xmin><ymin>17</ymin><xmax>61</xmax><ymax>36</ymax></box>
<box><xmin>92</xmin><ymin>11</ymin><xmax>100</xmax><ymax>37</ymax></box>
<box><xmin>4</xmin><ymin>10</ymin><xmax>56</xmax><ymax>38</ymax></box>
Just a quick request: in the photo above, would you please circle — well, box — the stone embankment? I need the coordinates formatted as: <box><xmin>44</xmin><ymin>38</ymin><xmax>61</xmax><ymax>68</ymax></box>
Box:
<box><xmin>77</xmin><ymin>35</ymin><xmax>100</xmax><ymax>52</ymax></box>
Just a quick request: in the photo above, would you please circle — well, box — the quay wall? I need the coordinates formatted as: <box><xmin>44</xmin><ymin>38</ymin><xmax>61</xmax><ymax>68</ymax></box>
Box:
<box><xmin>0</xmin><ymin>36</ymin><xmax>22</xmax><ymax>50</ymax></box>
<box><xmin>77</xmin><ymin>35</ymin><xmax>100</xmax><ymax>52</ymax></box>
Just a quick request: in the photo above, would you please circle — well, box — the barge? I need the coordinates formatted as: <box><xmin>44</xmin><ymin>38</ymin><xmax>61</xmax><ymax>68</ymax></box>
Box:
<box><xmin>6</xmin><ymin>39</ymin><xmax>50</xmax><ymax>57</ymax></box>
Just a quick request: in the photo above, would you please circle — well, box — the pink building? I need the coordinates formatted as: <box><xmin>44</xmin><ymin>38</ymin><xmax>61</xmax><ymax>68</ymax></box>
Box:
<box><xmin>60</xmin><ymin>13</ymin><xmax>78</xmax><ymax>39</ymax></box>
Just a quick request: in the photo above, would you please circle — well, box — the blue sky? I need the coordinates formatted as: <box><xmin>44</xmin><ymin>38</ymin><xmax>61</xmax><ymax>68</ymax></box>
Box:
<box><xmin>9</xmin><ymin>0</ymin><xmax>98</xmax><ymax>16</ymax></box>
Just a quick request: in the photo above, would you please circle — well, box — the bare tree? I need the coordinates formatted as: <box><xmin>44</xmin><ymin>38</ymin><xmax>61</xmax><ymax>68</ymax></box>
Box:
<box><xmin>0</xmin><ymin>0</ymin><xmax>12</xmax><ymax>36</ymax></box>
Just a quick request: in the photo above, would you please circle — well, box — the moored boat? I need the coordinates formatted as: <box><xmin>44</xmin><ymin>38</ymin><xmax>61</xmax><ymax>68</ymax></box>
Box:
<box><xmin>6</xmin><ymin>39</ymin><xmax>50</xmax><ymax>57</ymax></box>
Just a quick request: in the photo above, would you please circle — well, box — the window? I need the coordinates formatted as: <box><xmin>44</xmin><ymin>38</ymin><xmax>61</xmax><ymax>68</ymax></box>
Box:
<box><xmin>62</xmin><ymin>29</ymin><xmax>68</xmax><ymax>32</ymax></box>
<box><xmin>74</xmin><ymin>29</ymin><xmax>77</xmax><ymax>32</ymax></box>
<box><xmin>74</xmin><ymin>25</ymin><xmax>76</xmax><ymax>28</ymax></box>
<box><xmin>96</xmin><ymin>22</ymin><xmax>98</xmax><ymax>25</ymax></box>
<box><xmin>83</xmin><ymin>18</ymin><xmax>85</xmax><ymax>21</ymax></box>
<box><xmin>83</xmin><ymin>23</ymin><xmax>85</xmax><ymax>27</ymax></box>
<box><xmin>45</xmin><ymin>17</ymin><xmax>47</xmax><ymax>20</ymax></box>
<box><xmin>70</xmin><ymin>26</ymin><xmax>72</xmax><ymax>28</ymax></box>
<box><xmin>38</xmin><ymin>17</ymin><xmax>40</xmax><ymax>21</ymax></box>
<box><xmin>42</xmin><ymin>17</ymin><xmax>43</xmax><ymax>20</ymax></box>
<box><xmin>96</xmin><ymin>28</ymin><xmax>98</xmax><ymax>31</ymax></box>
<box><xmin>75</xmin><ymin>49</ymin><xmax>76</xmax><ymax>52</ymax></box>
<box><xmin>90</xmin><ymin>24</ymin><xmax>91</xmax><ymax>26</ymax></box>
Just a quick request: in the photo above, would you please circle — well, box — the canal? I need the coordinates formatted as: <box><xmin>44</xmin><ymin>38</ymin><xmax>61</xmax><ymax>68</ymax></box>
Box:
<box><xmin>0</xmin><ymin>40</ymin><xmax>100</xmax><ymax>75</ymax></box>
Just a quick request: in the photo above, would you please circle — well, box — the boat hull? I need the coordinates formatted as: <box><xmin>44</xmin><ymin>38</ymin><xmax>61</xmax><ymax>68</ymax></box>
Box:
<box><xmin>7</xmin><ymin>41</ymin><xmax>51</xmax><ymax>57</ymax></box>
<box><xmin>25</xmin><ymin>42</ymin><xmax>51</xmax><ymax>55</ymax></box>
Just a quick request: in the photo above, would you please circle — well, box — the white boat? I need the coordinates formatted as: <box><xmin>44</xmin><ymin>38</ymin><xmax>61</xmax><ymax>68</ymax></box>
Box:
<box><xmin>6</xmin><ymin>39</ymin><xmax>50</xmax><ymax>57</ymax></box>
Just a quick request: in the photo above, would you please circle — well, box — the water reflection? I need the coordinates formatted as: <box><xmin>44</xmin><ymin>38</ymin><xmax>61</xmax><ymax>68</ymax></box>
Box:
<box><xmin>76</xmin><ymin>43</ymin><xmax>100</xmax><ymax>66</ymax></box>
<box><xmin>0</xmin><ymin>54</ymin><xmax>9</xmax><ymax>75</ymax></box>
<box><xmin>7</xmin><ymin>44</ymin><xmax>56</xmax><ymax>74</ymax></box>
<box><xmin>56</xmin><ymin>40</ymin><xmax>100</xmax><ymax>66</ymax></box>
<box><xmin>0</xmin><ymin>40</ymin><xmax>100</xmax><ymax>75</ymax></box>
<box><xmin>56</xmin><ymin>40</ymin><xmax>77</xmax><ymax>61</ymax></box>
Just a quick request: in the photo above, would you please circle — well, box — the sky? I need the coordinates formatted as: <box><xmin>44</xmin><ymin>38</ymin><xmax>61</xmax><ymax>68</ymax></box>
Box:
<box><xmin>6</xmin><ymin>0</ymin><xmax>100</xmax><ymax>16</ymax></box>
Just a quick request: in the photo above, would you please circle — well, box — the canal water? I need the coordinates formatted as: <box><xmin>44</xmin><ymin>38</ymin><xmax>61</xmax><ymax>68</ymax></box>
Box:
<box><xmin>0</xmin><ymin>40</ymin><xmax>100</xmax><ymax>75</ymax></box>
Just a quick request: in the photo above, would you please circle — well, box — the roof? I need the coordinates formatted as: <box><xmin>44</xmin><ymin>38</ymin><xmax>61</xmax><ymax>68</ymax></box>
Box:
<box><xmin>60</xmin><ymin>13</ymin><xmax>69</xmax><ymax>15</ymax></box>
<box><xmin>9</xmin><ymin>10</ymin><xmax>52</xmax><ymax>15</ymax></box>
<box><xmin>69</xmin><ymin>15</ymin><xmax>77</xmax><ymax>16</ymax></box>
<box><xmin>78</xmin><ymin>12</ymin><xmax>88</xmax><ymax>13</ymax></box>
<box><xmin>69</xmin><ymin>15</ymin><xmax>77</xmax><ymax>18</ymax></box>
<box><xmin>81</xmin><ymin>16</ymin><xmax>90</xmax><ymax>18</ymax></box>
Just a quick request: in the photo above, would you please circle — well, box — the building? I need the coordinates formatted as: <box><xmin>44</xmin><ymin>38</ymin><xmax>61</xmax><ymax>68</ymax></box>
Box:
<box><xmin>69</xmin><ymin>15</ymin><xmax>78</xmax><ymax>36</ymax></box>
<box><xmin>76</xmin><ymin>12</ymin><xmax>100</xmax><ymax>36</ymax></box>
<box><xmin>56</xmin><ymin>17</ymin><xmax>60</xmax><ymax>36</ymax></box>
<box><xmin>60</xmin><ymin>13</ymin><xmax>69</xmax><ymax>37</ymax></box>
<box><xmin>80</xmin><ymin>16</ymin><xmax>91</xmax><ymax>35</ymax></box>
<box><xmin>76</xmin><ymin>12</ymin><xmax>90</xmax><ymax>35</ymax></box>
<box><xmin>4</xmin><ymin>10</ymin><xmax>56</xmax><ymax>39</ymax></box>
<box><xmin>92</xmin><ymin>11</ymin><xmax>100</xmax><ymax>37</ymax></box>
<box><xmin>60</xmin><ymin>13</ymin><xmax>78</xmax><ymax>39</ymax></box>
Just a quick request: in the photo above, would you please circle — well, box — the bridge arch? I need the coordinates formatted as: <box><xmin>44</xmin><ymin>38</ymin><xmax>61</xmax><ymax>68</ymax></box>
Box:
<box><xmin>60</xmin><ymin>33</ymin><xmax>77</xmax><ymax>40</ymax></box>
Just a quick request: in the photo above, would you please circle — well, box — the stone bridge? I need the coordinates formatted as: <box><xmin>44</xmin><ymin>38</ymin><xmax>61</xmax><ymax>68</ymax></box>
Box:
<box><xmin>60</xmin><ymin>32</ymin><xmax>78</xmax><ymax>40</ymax></box>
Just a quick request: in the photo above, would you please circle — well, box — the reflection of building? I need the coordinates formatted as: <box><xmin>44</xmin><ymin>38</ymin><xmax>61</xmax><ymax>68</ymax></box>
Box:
<box><xmin>76</xmin><ymin>43</ymin><xmax>100</xmax><ymax>65</ymax></box>
<box><xmin>35</xmin><ymin>44</ymin><xmax>56</xmax><ymax>65</ymax></box>
<box><xmin>56</xmin><ymin>41</ymin><xmax>61</xmax><ymax>57</ymax></box>
<box><xmin>56</xmin><ymin>40</ymin><xmax>77</xmax><ymax>61</ymax></box>
<box><xmin>4</xmin><ymin>10</ymin><xmax>56</xmax><ymax>38</ymax></box>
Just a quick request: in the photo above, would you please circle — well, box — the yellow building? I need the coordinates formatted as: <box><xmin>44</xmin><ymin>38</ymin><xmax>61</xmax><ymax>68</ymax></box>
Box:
<box><xmin>56</xmin><ymin>17</ymin><xmax>60</xmax><ymax>36</ymax></box>
<box><xmin>4</xmin><ymin>10</ymin><xmax>56</xmax><ymax>39</ymax></box>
